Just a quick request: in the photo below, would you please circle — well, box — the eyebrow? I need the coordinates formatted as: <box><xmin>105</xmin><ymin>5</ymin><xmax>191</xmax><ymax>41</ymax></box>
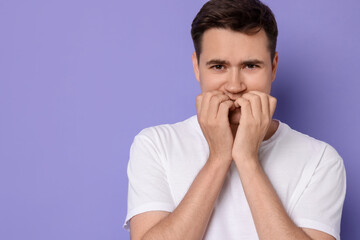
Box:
<box><xmin>205</xmin><ymin>58</ymin><xmax>265</xmax><ymax>66</ymax></box>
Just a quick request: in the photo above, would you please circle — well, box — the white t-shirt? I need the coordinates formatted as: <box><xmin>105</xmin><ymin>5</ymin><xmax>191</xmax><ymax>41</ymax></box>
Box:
<box><xmin>124</xmin><ymin>115</ymin><xmax>346</xmax><ymax>240</ymax></box>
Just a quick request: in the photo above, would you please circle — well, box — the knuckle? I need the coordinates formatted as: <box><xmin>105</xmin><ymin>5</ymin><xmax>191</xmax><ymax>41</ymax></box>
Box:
<box><xmin>217</xmin><ymin>95</ymin><xmax>226</xmax><ymax>103</ymax></box>
<box><xmin>259</xmin><ymin>94</ymin><xmax>267</xmax><ymax>100</ymax></box>
<box><xmin>235</xmin><ymin>98</ymin><xmax>242</xmax><ymax>103</ymax></box>
<box><xmin>252</xmin><ymin>93</ymin><xmax>260</xmax><ymax>99</ymax></box>
<box><xmin>243</xmin><ymin>100</ymin><xmax>250</xmax><ymax>107</ymax></box>
<box><xmin>211</xmin><ymin>95</ymin><xmax>220</xmax><ymax>102</ymax></box>
<box><xmin>204</xmin><ymin>92</ymin><xmax>212</xmax><ymax>99</ymax></box>
<box><xmin>224</xmin><ymin>100</ymin><xmax>233</xmax><ymax>107</ymax></box>
<box><xmin>259</xmin><ymin>92</ymin><xmax>268</xmax><ymax>98</ymax></box>
<box><xmin>255</xmin><ymin>91</ymin><xmax>264</xmax><ymax>96</ymax></box>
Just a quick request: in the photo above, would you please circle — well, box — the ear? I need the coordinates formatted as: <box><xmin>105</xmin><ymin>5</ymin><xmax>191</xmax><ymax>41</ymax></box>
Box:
<box><xmin>271</xmin><ymin>52</ymin><xmax>279</xmax><ymax>83</ymax></box>
<box><xmin>192</xmin><ymin>51</ymin><xmax>200</xmax><ymax>82</ymax></box>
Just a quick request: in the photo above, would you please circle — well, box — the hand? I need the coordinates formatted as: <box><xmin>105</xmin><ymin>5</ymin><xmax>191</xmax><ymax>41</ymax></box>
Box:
<box><xmin>232</xmin><ymin>91</ymin><xmax>277</xmax><ymax>163</ymax></box>
<box><xmin>196</xmin><ymin>90</ymin><xmax>235</xmax><ymax>164</ymax></box>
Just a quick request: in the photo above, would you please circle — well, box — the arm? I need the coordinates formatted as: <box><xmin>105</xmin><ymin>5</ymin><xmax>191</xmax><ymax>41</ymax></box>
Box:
<box><xmin>131</xmin><ymin>158</ymin><xmax>231</xmax><ymax>240</ymax></box>
<box><xmin>130</xmin><ymin>91</ymin><xmax>235</xmax><ymax>240</ymax></box>
<box><xmin>232</xmin><ymin>91</ymin><xmax>335</xmax><ymax>240</ymax></box>
<box><xmin>235</xmin><ymin>157</ymin><xmax>332</xmax><ymax>240</ymax></box>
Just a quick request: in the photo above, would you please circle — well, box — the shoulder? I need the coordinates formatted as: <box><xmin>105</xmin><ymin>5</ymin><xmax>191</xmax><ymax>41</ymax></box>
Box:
<box><xmin>134</xmin><ymin>115</ymin><xmax>200</xmax><ymax>144</ymax></box>
<box><xmin>281</xmin><ymin>123</ymin><xmax>325</xmax><ymax>147</ymax></box>
<box><xmin>128</xmin><ymin>115</ymin><xmax>202</xmax><ymax>168</ymax></box>
<box><xmin>278</xmin><ymin>121</ymin><xmax>343</xmax><ymax>165</ymax></box>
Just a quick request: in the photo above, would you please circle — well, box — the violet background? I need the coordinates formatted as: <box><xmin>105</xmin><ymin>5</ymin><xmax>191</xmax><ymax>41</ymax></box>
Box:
<box><xmin>0</xmin><ymin>0</ymin><xmax>359</xmax><ymax>239</ymax></box>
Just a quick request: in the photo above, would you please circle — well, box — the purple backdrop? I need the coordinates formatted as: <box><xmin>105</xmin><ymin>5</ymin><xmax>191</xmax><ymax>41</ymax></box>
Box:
<box><xmin>0</xmin><ymin>0</ymin><xmax>359</xmax><ymax>239</ymax></box>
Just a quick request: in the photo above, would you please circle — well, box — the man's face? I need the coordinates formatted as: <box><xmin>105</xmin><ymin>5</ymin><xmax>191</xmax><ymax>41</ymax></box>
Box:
<box><xmin>192</xmin><ymin>28</ymin><xmax>279</xmax><ymax>125</ymax></box>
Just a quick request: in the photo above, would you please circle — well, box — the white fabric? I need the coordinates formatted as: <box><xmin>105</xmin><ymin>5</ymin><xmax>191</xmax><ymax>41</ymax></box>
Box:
<box><xmin>124</xmin><ymin>115</ymin><xmax>346</xmax><ymax>240</ymax></box>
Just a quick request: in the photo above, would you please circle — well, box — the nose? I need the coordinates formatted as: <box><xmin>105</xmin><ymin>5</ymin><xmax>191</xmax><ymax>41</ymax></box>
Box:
<box><xmin>224</xmin><ymin>69</ymin><xmax>246</xmax><ymax>98</ymax></box>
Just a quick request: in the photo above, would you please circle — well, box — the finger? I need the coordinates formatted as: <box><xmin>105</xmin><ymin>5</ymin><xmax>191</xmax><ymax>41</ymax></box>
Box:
<box><xmin>234</xmin><ymin>97</ymin><xmax>252</xmax><ymax>123</ymax></box>
<box><xmin>217</xmin><ymin>100</ymin><xmax>234</xmax><ymax>122</ymax></box>
<box><xmin>199</xmin><ymin>90</ymin><xmax>223</xmax><ymax>119</ymax></box>
<box><xmin>208</xmin><ymin>93</ymin><xmax>230</xmax><ymax>119</ymax></box>
<box><xmin>241</xmin><ymin>92</ymin><xmax>262</xmax><ymax>119</ymax></box>
<box><xmin>196</xmin><ymin>94</ymin><xmax>203</xmax><ymax>116</ymax></box>
<box><xmin>248</xmin><ymin>91</ymin><xmax>270</xmax><ymax>118</ymax></box>
<box><xmin>269</xmin><ymin>96</ymin><xmax>277</xmax><ymax>119</ymax></box>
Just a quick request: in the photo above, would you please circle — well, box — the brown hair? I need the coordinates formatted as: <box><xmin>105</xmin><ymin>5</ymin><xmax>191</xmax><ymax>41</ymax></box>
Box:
<box><xmin>191</xmin><ymin>0</ymin><xmax>278</xmax><ymax>63</ymax></box>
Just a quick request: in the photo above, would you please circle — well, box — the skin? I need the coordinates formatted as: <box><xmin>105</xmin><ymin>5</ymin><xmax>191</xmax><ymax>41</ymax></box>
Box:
<box><xmin>130</xmin><ymin>28</ymin><xmax>335</xmax><ymax>240</ymax></box>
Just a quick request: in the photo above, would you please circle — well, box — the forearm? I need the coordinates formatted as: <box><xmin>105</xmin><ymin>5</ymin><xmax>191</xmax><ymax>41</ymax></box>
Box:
<box><xmin>235</xmin><ymin>158</ymin><xmax>311</xmax><ymax>240</ymax></box>
<box><xmin>142</xmin><ymin>158</ymin><xmax>231</xmax><ymax>240</ymax></box>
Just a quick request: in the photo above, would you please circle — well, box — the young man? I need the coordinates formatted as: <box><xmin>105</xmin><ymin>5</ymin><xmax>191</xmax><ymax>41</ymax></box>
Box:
<box><xmin>124</xmin><ymin>0</ymin><xmax>346</xmax><ymax>239</ymax></box>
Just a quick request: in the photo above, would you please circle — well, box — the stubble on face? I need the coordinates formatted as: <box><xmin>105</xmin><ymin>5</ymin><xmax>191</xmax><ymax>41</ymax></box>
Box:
<box><xmin>195</xmin><ymin>28</ymin><xmax>277</xmax><ymax>135</ymax></box>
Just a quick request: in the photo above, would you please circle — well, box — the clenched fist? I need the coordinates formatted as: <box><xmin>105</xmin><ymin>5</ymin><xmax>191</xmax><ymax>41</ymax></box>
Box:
<box><xmin>232</xmin><ymin>91</ymin><xmax>277</xmax><ymax>163</ymax></box>
<box><xmin>196</xmin><ymin>90</ymin><xmax>277</xmax><ymax>166</ymax></box>
<box><xmin>196</xmin><ymin>90</ymin><xmax>234</xmax><ymax>164</ymax></box>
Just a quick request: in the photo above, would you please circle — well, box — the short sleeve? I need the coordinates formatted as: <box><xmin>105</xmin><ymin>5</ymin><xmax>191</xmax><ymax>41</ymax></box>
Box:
<box><xmin>291</xmin><ymin>144</ymin><xmax>346</xmax><ymax>240</ymax></box>
<box><xmin>123</xmin><ymin>131</ymin><xmax>175</xmax><ymax>231</ymax></box>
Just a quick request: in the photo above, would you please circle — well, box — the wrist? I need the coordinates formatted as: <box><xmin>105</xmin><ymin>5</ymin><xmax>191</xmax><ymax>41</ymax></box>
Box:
<box><xmin>233</xmin><ymin>155</ymin><xmax>260</xmax><ymax>170</ymax></box>
<box><xmin>207</xmin><ymin>155</ymin><xmax>232</xmax><ymax>170</ymax></box>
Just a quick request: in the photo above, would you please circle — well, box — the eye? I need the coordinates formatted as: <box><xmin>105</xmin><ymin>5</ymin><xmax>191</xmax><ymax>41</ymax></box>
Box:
<box><xmin>244</xmin><ymin>64</ymin><xmax>259</xmax><ymax>69</ymax></box>
<box><xmin>210</xmin><ymin>65</ymin><xmax>225</xmax><ymax>71</ymax></box>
